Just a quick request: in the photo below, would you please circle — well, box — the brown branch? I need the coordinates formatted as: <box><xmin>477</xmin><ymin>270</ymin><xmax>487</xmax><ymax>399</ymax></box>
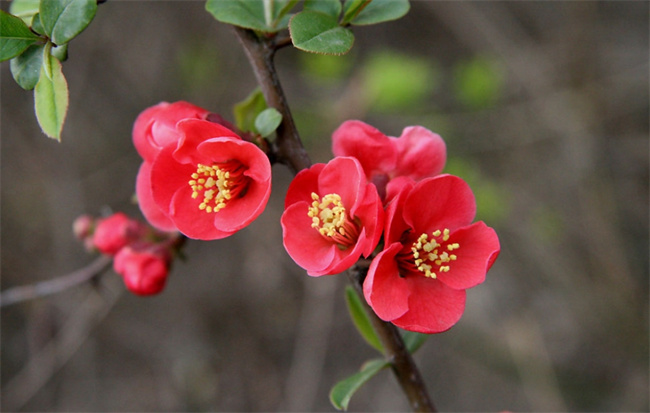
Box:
<box><xmin>232</xmin><ymin>27</ymin><xmax>311</xmax><ymax>174</ymax></box>
<box><xmin>231</xmin><ymin>26</ymin><xmax>436</xmax><ymax>412</ymax></box>
<box><xmin>0</xmin><ymin>255</ymin><xmax>112</xmax><ymax>308</ymax></box>
<box><xmin>348</xmin><ymin>264</ymin><xmax>436</xmax><ymax>412</ymax></box>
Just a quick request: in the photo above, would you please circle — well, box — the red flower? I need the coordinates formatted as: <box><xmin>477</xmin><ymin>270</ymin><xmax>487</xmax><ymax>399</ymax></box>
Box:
<box><xmin>133</xmin><ymin>101</ymin><xmax>210</xmax><ymax>162</ymax></box>
<box><xmin>138</xmin><ymin>118</ymin><xmax>271</xmax><ymax>240</ymax></box>
<box><xmin>113</xmin><ymin>245</ymin><xmax>170</xmax><ymax>296</ymax></box>
<box><xmin>281</xmin><ymin>157</ymin><xmax>383</xmax><ymax>276</ymax></box>
<box><xmin>332</xmin><ymin>120</ymin><xmax>446</xmax><ymax>199</ymax></box>
<box><xmin>363</xmin><ymin>175</ymin><xmax>500</xmax><ymax>333</ymax></box>
<box><xmin>92</xmin><ymin>213</ymin><xmax>147</xmax><ymax>255</ymax></box>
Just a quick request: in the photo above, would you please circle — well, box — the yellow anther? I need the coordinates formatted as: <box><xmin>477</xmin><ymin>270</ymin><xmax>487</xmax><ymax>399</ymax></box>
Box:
<box><xmin>188</xmin><ymin>161</ymin><xmax>248</xmax><ymax>214</ymax></box>
<box><xmin>411</xmin><ymin>228</ymin><xmax>460</xmax><ymax>278</ymax></box>
<box><xmin>308</xmin><ymin>192</ymin><xmax>359</xmax><ymax>248</ymax></box>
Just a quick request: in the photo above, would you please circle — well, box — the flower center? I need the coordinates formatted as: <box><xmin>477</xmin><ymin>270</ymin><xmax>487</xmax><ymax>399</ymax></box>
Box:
<box><xmin>409</xmin><ymin>228</ymin><xmax>460</xmax><ymax>279</ymax></box>
<box><xmin>188</xmin><ymin>161</ymin><xmax>248</xmax><ymax>213</ymax></box>
<box><xmin>307</xmin><ymin>192</ymin><xmax>359</xmax><ymax>248</ymax></box>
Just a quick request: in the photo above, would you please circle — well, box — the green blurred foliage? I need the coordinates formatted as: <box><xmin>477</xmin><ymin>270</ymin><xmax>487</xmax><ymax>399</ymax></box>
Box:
<box><xmin>530</xmin><ymin>205</ymin><xmax>565</xmax><ymax>244</ymax></box>
<box><xmin>299</xmin><ymin>52</ymin><xmax>354</xmax><ymax>83</ymax></box>
<box><xmin>361</xmin><ymin>50</ymin><xmax>438</xmax><ymax>112</ymax></box>
<box><xmin>453</xmin><ymin>55</ymin><xmax>504</xmax><ymax>109</ymax></box>
<box><xmin>175</xmin><ymin>39</ymin><xmax>221</xmax><ymax>95</ymax></box>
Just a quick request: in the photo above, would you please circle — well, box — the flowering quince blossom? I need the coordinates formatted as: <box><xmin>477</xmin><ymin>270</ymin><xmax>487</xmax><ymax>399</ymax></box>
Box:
<box><xmin>134</xmin><ymin>106</ymin><xmax>272</xmax><ymax>240</ymax></box>
<box><xmin>113</xmin><ymin>244</ymin><xmax>171</xmax><ymax>296</ymax></box>
<box><xmin>332</xmin><ymin>120</ymin><xmax>446</xmax><ymax>199</ymax></box>
<box><xmin>282</xmin><ymin>157</ymin><xmax>384</xmax><ymax>276</ymax></box>
<box><xmin>363</xmin><ymin>174</ymin><xmax>500</xmax><ymax>334</ymax></box>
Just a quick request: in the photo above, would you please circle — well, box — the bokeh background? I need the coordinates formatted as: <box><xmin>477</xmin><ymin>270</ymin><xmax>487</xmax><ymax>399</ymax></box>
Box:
<box><xmin>2</xmin><ymin>1</ymin><xmax>648</xmax><ymax>411</ymax></box>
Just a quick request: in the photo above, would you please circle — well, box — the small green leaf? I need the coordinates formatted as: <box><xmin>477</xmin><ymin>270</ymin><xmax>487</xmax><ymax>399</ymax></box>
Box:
<box><xmin>39</xmin><ymin>0</ymin><xmax>97</xmax><ymax>45</ymax></box>
<box><xmin>0</xmin><ymin>10</ymin><xmax>41</xmax><ymax>62</ymax></box>
<box><xmin>289</xmin><ymin>11</ymin><xmax>354</xmax><ymax>55</ymax></box>
<box><xmin>233</xmin><ymin>88</ymin><xmax>268</xmax><ymax>134</ymax></box>
<box><xmin>330</xmin><ymin>358</ymin><xmax>389</xmax><ymax>411</ymax></box>
<box><xmin>345</xmin><ymin>286</ymin><xmax>383</xmax><ymax>353</ymax></box>
<box><xmin>34</xmin><ymin>53</ymin><xmax>68</xmax><ymax>140</ymax></box>
<box><xmin>351</xmin><ymin>0</ymin><xmax>410</xmax><ymax>25</ymax></box>
<box><xmin>205</xmin><ymin>0</ymin><xmax>269</xmax><ymax>32</ymax></box>
<box><xmin>9</xmin><ymin>0</ymin><xmax>40</xmax><ymax>24</ymax></box>
<box><xmin>341</xmin><ymin>0</ymin><xmax>370</xmax><ymax>25</ymax></box>
<box><xmin>10</xmin><ymin>44</ymin><xmax>44</xmax><ymax>90</ymax></box>
<box><xmin>254</xmin><ymin>108</ymin><xmax>282</xmax><ymax>137</ymax></box>
<box><xmin>402</xmin><ymin>330</ymin><xmax>428</xmax><ymax>354</ymax></box>
<box><xmin>304</xmin><ymin>0</ymin><xmax>342</xmax><ymax>19</ymax></box>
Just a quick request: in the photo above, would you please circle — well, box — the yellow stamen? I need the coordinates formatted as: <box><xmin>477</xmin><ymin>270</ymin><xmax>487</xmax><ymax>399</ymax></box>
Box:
<box><xmin>308</xmin><ymin>192</ymin><xmax>359</xmax><ymax>248</ymax></box>
<box><xmin>188</xmin><ymin>161</ymin><xmax>248</xmax><ymax>213</ymax></box>
<box><xmin>410</xmin><ymin>228</ymin><xmax>460</xmax><ymax>278</ymax></box>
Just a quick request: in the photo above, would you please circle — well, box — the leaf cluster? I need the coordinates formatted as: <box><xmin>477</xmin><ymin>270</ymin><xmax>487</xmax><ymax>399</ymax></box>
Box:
<box><xmin>206</xmin><ymin>0</ymin><xmax>409</xmax><ymax>55</ymax></box>
<box><xmin>1</xmin><ymin>0</ymin><xmax>98</xmax><ymax>140</ymax></box>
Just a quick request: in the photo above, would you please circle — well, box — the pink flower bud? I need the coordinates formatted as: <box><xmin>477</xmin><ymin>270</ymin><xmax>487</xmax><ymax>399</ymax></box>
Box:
<box><xmin>72</xmin><ymin>214</ymin><xmax>95</xmax><ymax>240</ymax></box>
<box><xmin>92</xmin><ymin>213</ymin><xmax>146</xmax><ymax>255</ymax></box>
<box><xmin>113</xmin><ymin>246</ymin><xmax>170</xmax><ymax>296</ymax></box>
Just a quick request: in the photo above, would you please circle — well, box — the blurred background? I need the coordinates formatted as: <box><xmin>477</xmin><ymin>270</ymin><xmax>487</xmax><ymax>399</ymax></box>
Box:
<box><xmin>1</xmin><ymin>1</ymin><xmax>648</xmax><ymax>411</ymax></box>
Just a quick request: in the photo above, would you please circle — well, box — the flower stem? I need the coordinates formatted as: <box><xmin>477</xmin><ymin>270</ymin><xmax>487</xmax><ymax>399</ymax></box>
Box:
<box><xmin>232</xmin><ymin>26</ymin><xmax>435</xmax><ymax>412</ymax></box>
<box><xmin>348</xmin><ymin>263</ymin><xmax>437</xmax><ymax>412</ymax></box>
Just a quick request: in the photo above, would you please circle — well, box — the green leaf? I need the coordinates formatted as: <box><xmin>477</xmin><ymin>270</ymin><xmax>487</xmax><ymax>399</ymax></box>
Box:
<box><xmin>39</xmin><ymin>0</ymin><xmax>97</xmax><ymax>45</ymax></box>
<box><xmin>402</xmin><ymin>330</ymin><xmax>428</xmax><ymax>354</ymax></box>
<box><xmin>34</xmin><ymin>53</ymin><xmax>68</xmax><ymax>140</ymax></box>
<box><xmin>341</xmin><ymin>0</ymin><xmax>370</xmax><ymax>25</ymax></box>
<box><xmin>205</xmin><ymin>0</ymin><xmax>269</xmax><ymax>32</ymax></box>
<box><xmin>289</xmin><ymin>11</ymin><xmax>354</xmax><ymax>55</ymax></box>
<box><xmin>304</xmin><ymin>0</ymin><xmax>342</xmax><ymax>19</ymax></box>
<box><xmin>351</xmin><ymin>0</ymin><xmax>410</xmax><ymax>25</ymax></box>
<box><xmin>233</xmin><ymin>88</ymin><xmax>267</xmax><ymax>134</ymax></box>
<box><xmin>345</xmin><ymin>286</ymin><xmax>383</xmax><ymax>353</ymax></box>
<box><xmin>30</xmin><ymin>13</ymin><xmax>46</xmax><ymax>36</ymax></box>
<box><xmin>254</xmin><ymin>108</ymin><xmax>282</xmax><ymax>137</ymax></box>
<box><xmin>273</xmin><ymin>0</ymin><xmax>299</xmax><ymax>26</ymax></box>
<box><xmin>330</xmin><ymin>359</ymin><xmax>389</xmax><ymax>411</ymax></box>
<box><xmin>0</xmin><ymin>10</ymin><xmax>41</xmax><ymax>62</ymax></box>
<box><xmin>9</xmin><ymin>0</ymin><xmax>40</xmax><ymax>24</ymax></box>
<box><xmin>10</xmin><ymin>44</ymin><xmax>44</xmax><ymax>90</ymax></box>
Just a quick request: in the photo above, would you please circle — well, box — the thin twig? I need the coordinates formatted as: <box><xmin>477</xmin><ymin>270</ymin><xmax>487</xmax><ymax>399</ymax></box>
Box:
<box><xmin>348</xmin><ymin>264</ymin><xmax>436</xmax><ymax>412</ymax></box>
<box><xmin>0</xmin><ymin>255</ymin><xmax>112</xmax><ymax>308</ymax></box>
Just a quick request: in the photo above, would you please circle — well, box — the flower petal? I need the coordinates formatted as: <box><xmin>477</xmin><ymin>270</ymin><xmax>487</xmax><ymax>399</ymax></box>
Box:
<box><xmin>403</xmin><ymin>174</ymin><xmax>476</xmax><ymax>234</ymax></box>
<box><xmin>133</xmin><ymin>101</ymin><xmax>209</xmax><ymax>162</ymax></box>
<box><xmin>318</xmin><ymin>157</ymin><xmax>365</xmax><ymax>214</ymax></box>
<box><xmin>169</xmin><ymin>185</ymin><xmax>234</xmax><ymax>240</ymax></box>
<box><xmin>174</xmin><ymin>119</ymin><xmax>241</xmax><ymax>164</ymax></box>
<box><xmin>135</xmin><ymin>162</ymin><xmax>177</xmax><ymax>231</ymax></box>
<box><xmin>281</xmin><ymin>202</ymin><xmax>339</xmax><ymax>275</ymax></box>
<box><xmin>284</xmin><ymin>163</ymin><xmax>325</xmax><ymax>208</ymax></box>
<box><xmin>364</xmin><ymin>242</ymin><xmax>411</xmax><ymax>321</ymax></box>
<box><xmin>332</xmin><ymin>120</ymin><xmax>397</xmax><ymax>180</ymax></box>
<box><xmin>393</xmin><ymin>126</ymin><xmax>446</xmax><ymax>180</ymax></box>
<box><xmin>150</xmin><ymin>145</ymin><xmax>196</xmax><ymax>215</ymax></box>
<box><xmin>392</xmin><ymin>277</ymin><xmax>466</xmax><ymax>334</ymax></box>
<box><xmin>436</xmin><ymin>221</ymin><xmax>500</xmax><ymax>290</ymax></box>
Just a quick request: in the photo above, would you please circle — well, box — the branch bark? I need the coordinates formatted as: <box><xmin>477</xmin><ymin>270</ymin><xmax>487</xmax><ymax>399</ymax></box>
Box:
<box><xmin>231</xmin><ymin>27</ymin><xmax>436</xmax><ymax>412</ymax></box>
<box><xmin>233</xmin><ymin>27</ymin><xmax>311</xmax><ymax>173</ymax></box>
